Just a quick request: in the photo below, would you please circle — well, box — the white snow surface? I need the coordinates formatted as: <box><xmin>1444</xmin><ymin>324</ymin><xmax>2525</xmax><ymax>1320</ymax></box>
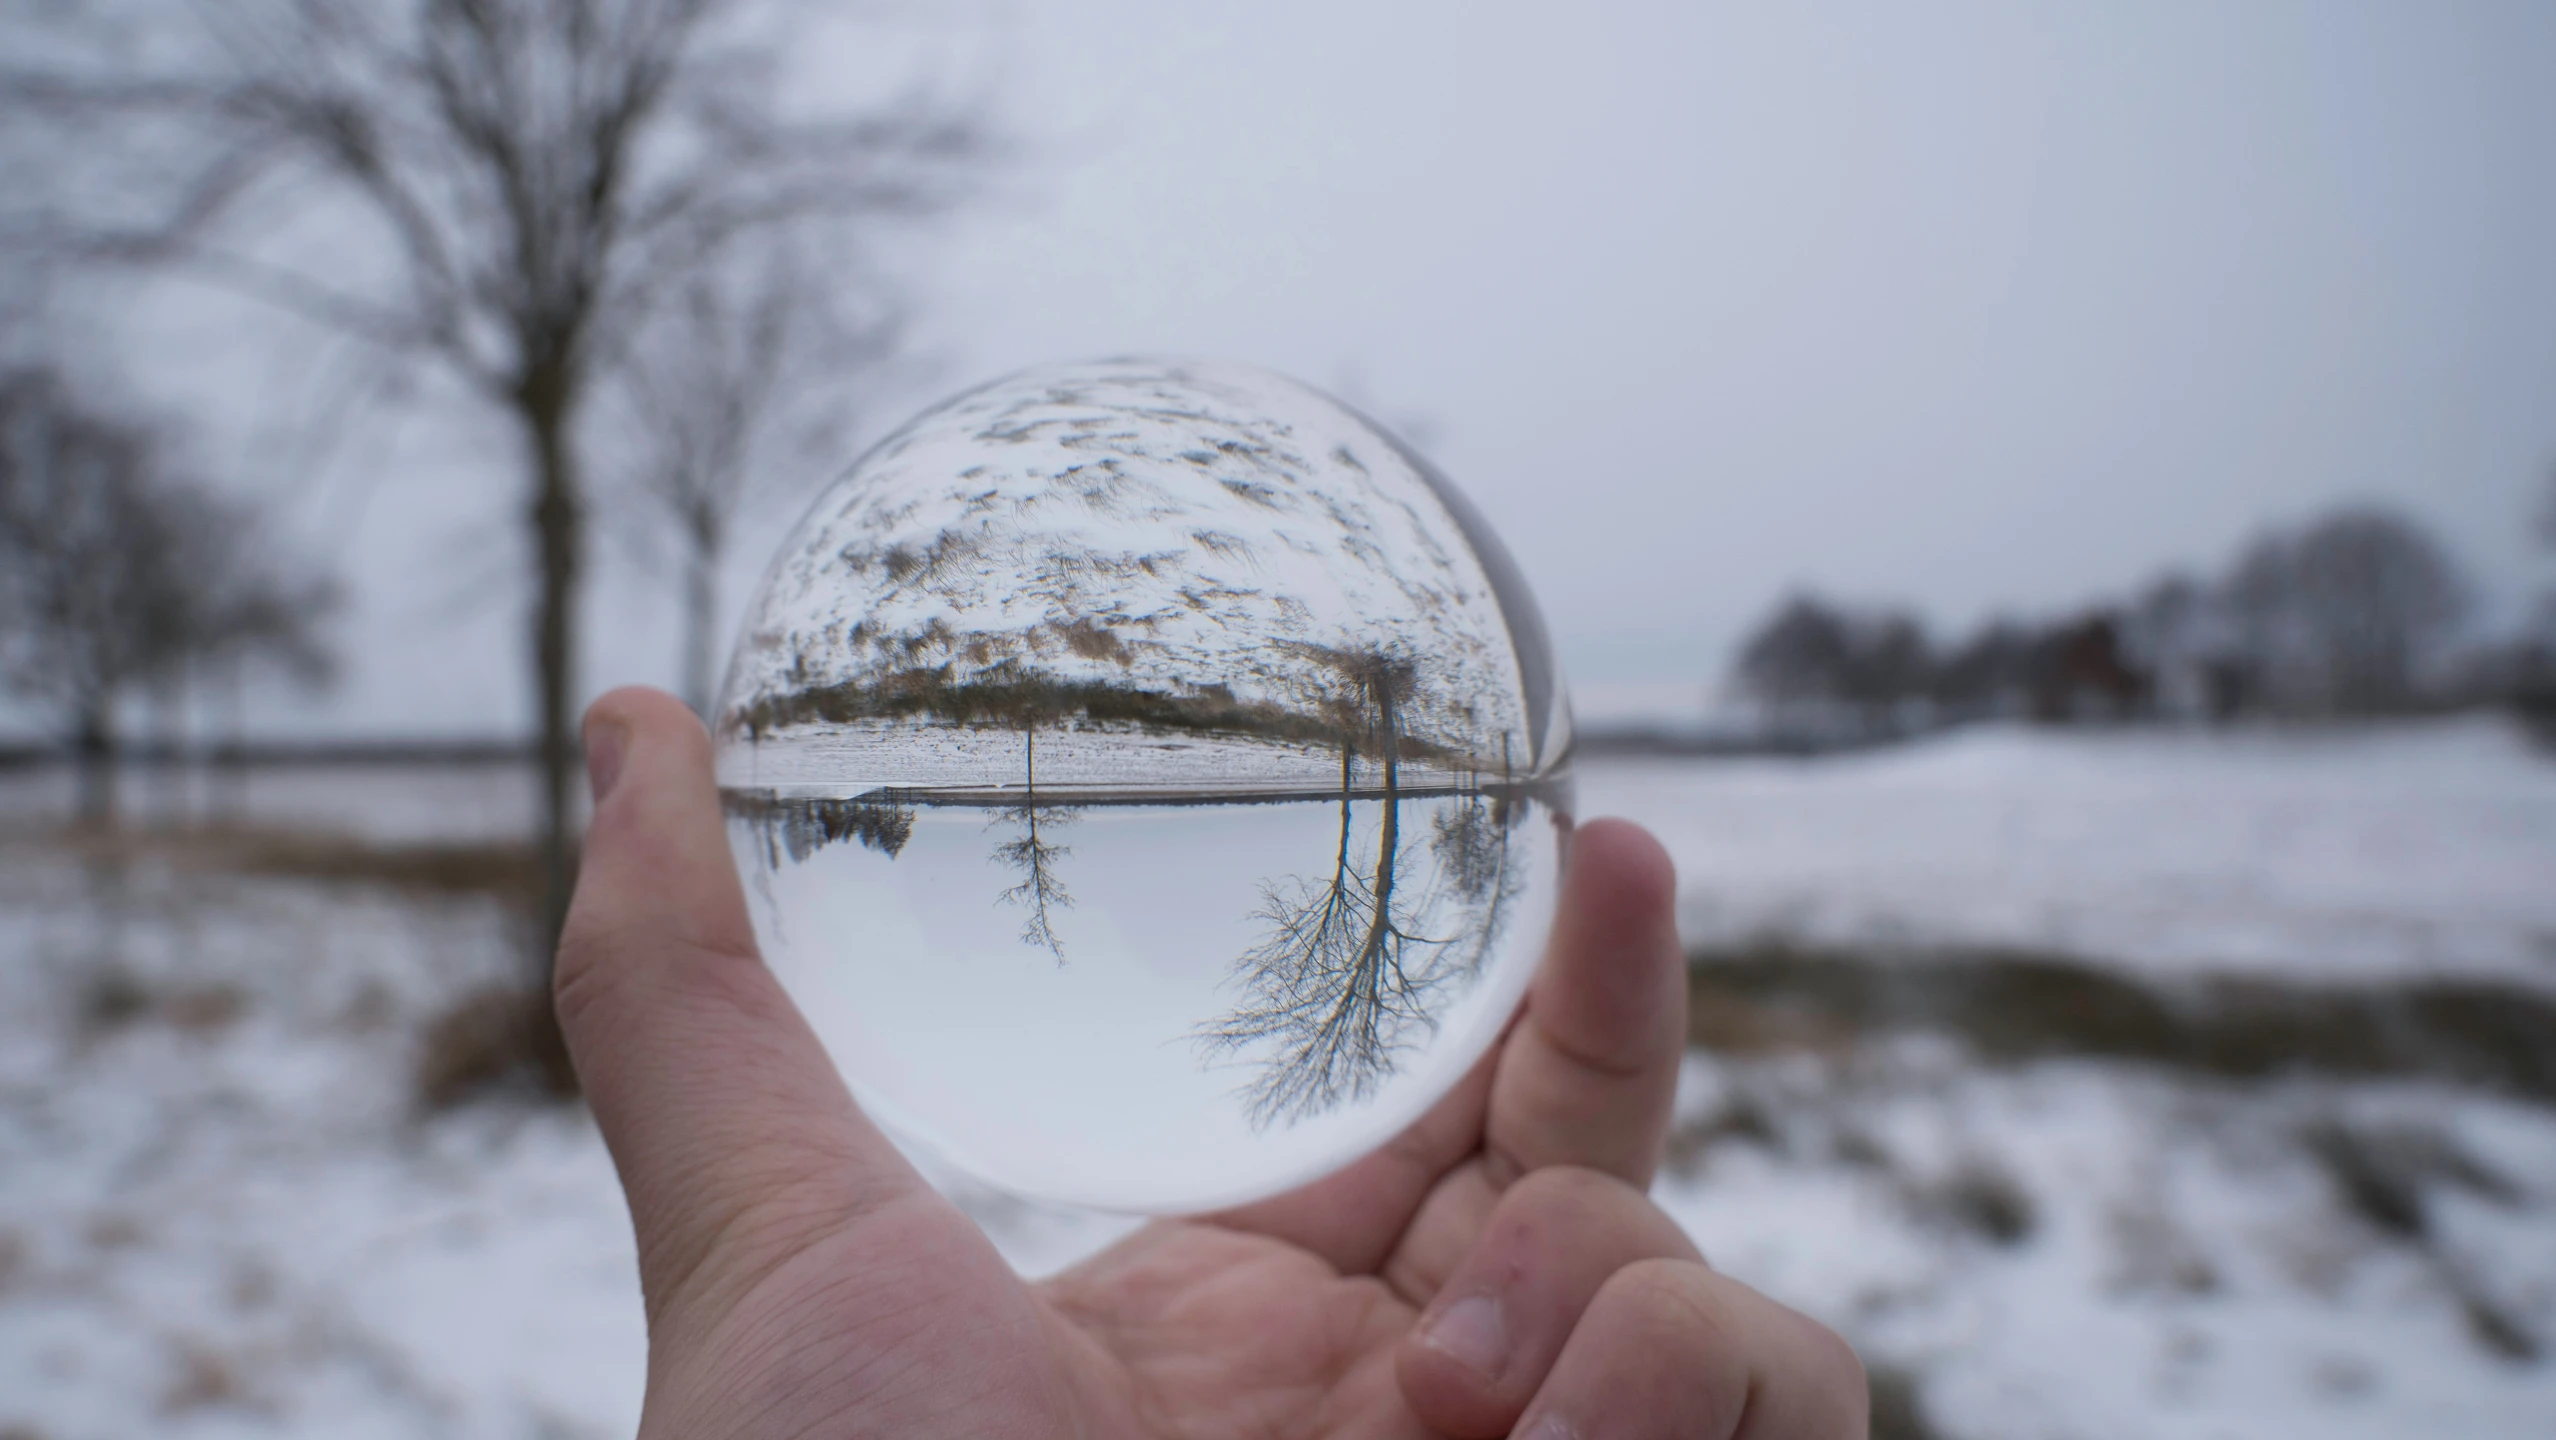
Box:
<box><xmin>3</xmin><ymin>717</ymin><xmax>2553</xmax><ymax>1437</ymax></box>
<box><xmin>1581</xmin><ymin>713</ymin><xmax>2556</xmax><ymax>988</ymax></box>
<box><xmin>1661</xmin><ymin>1046</ymin><xmax>2556</xmax><ymax>1440</ymax></box>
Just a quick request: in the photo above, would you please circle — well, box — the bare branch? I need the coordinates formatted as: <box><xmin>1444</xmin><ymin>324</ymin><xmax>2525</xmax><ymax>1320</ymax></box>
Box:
<box><xmin>0</xmin><ymin>363</ymin><xmax>341</xmax><ymax>815</ymax></box>
<box><xmin>2</xmin><ymin>0</ymin><xmax>993</xmax><ymax>951</ymax></box>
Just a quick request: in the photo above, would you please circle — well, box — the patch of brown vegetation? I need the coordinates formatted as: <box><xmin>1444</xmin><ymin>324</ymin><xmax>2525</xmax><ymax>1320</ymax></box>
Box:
<box><xmin>728</xmin><ymin>664</ymin><xmax>1481</xmax><ymax>770</ymax></box>
<box><xmin>33</xmin><ymin>822</ymin><xmax>554</xmax><ymax>912</ymax></box>
<box><xmin>1908</xmin><ymin>1157</ymin><xmax>2037</xmax><ymax>1247</ymax></box>
<box><xmin>83</xmin><ymin>1213</ymin><xmax>145</xmax><ymax>1251</ymax></box>
<box><xmin>75</xmin><ymin>969</ymin><xmax>153</xmax><ymax>1034</ymax></box>
<box><xmin>1058</xmin><ymin>616</ymin><xmax>1133</xmax><ymax>665</ymax></box>
<box><xmin>1662</xmin><ymin>1089</ymin><xmax>1782</xmax><ymax>1177</ymax></box>
<box><xmin>1866</xmin><ymin>1365</ymin><xmax>1946</xmax><ymax>1440</ymax></box>
<box><xmin>209</xmin><ymin>829</ymin><xmax>553</xmax><ymax>910</ymax></box>
<box><xmin>160</xmin><ymin>985</ymin><xmax>246</xmax><ymax>1033</ymax></box>
<box><xmin>1689</xmin><ymin>940</ymin><xmax>2556</xmax><ymax>1104</ymax></box>
<box><xmin>2299</xmin><ymin>1117</ymin><xmax>2540</xmax><ymax>1361</ymax></box>
<box><xmin>2106</xmin><ymin>1197</ymin><xmax>2221</xmax><ymax>1297</ymax></box>
<box><xmin>75</xmin><ymin>968</ymin><xmax>246</xmax><ymax>1038</ymax></box>
<box><xmin>413</xmin><ymin>984</ymin><xmax>577</xmax><ymax>1111</ymax></box>
<box><xmin>159</xmin><ymin>1337</ymin><xmax>255</xmax><ymax>1416</ymax></box>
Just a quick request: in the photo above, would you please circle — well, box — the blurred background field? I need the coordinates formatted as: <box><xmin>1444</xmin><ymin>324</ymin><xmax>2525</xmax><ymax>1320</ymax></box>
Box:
<box><xmin>5</xmin><ymin>719</ymin><xmax>2553</xmax><ymax>1439</ymax></box>
<box><xmin>6</xmin><ymin>2</ymin><xmax>2556</xmax><ymax>1438</ymax></box>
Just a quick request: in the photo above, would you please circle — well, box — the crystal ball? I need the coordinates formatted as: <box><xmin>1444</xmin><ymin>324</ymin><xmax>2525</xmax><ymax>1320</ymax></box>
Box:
<box><xmin>714</xmin><ymin>358</ymin><xmax>1574</xmax><ymax>1212</ymax></box>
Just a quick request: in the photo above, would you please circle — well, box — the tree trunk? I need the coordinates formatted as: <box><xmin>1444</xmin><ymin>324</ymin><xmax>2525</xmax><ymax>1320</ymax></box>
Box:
<box><xmin>216</xmin><ymin>664</ymin><xmax>248</xmax><ymax>824</ymax></box>
<box><xmin>153</xmin><ymin>673</ymin><xmax>188</xmax><ymax>828</ymax></box>
<box><xmin>75</xmin><ymin>692</ymin><xmax>116</xmax><ymax>826</ymax></box>
<box><xmin>682</xmin><ymin>514</ymin><xmax>722</xmax><ymax>719</ymax></box>
<box><xmin>522</xmin><ymin>372</ymin><xmax>583</xmax><ymax>974</ymax></box>
<box><xmin>1370</xmin><ymin>685</ymin><xmax>1400</xmax><ymax>922</ymax></box>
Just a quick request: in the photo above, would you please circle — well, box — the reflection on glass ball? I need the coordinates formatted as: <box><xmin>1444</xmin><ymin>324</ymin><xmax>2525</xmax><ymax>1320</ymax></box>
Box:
<box><xmin>714</xmin><ymin>358</ymin><xmax>1574</xmax><ymax>1212</ymax></box>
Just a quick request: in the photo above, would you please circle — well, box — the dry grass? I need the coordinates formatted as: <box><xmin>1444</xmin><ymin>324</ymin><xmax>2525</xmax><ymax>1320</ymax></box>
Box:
<box><xmin>1867</xmin><ymin>1365</ymin><xmax>1947</xmax><ymax>1440</ymax></box>
<box><xmin>22</xmin><ymin>819</ymin><xmax>578</xmax><ymax>1113</ymax></box>
<box><xmin>159</xmin><ymin>1337</ymin><xmax>256</xmax><ymax>1417</ymax></box>
<box><xmin>34</xmin><ymin>820</ymin><xmax>555</xmax><ymax>913</ymax></box>
<box><xmin>215</xmin><ymin>831</ymin><xmax>555</xmax><ymax>911</ymax></box>
<box><xmin>412</xmin><ymin>984</ymin><xmax>577</xmax><ymax>1112</ymax></box>
<box><xmin>82</xmin><ymin>1213</ymin><xmax>145</xmax><ymax>1251</ymax></box>
<box><xmin>1907</xmin><ymin>1157</ymin><xmax>2038</xmax><ymax>1247</ymax></box>
<box><xmin>1689</xmin><ymin>939</ymin><xmax>2556</xmax><ymax>1103</ymax></box>
<box><xmin>76</xmin><ymin>969</ymin><xmax>247</xmax><ymax>1039</ymax></box>
<box><xmin>1681</xmin><ymin>941</ymin><xmax>2556</xmax><ymax>1372</ymax></box>
<box><xmin>2300</xmin><ymin>1117</ymin><xmax>2540</xmax><ymax>1362</ymax></box>
<box><xmin>1662</xmin><ymin>1087</ymin><xmax>1781</xmax><ymax>1177</ymax></box>
<box><xmin>2105</xmin><ymin>1195</ymin><xmax>2221</xmax><ymax>1297</ymax></box>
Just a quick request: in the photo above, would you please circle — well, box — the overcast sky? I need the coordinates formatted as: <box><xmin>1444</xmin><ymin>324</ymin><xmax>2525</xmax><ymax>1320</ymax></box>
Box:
<box><xmin>79</xmin><ymin>0</ymin><xmax>2556</xmax><ymax>734</ymax></box>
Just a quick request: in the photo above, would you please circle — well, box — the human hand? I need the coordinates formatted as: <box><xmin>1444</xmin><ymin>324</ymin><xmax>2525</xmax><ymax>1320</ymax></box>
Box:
<box><xmin>556</xmin><ymin>686</ymin><xmax>1868</xmax><ymax>1438</ymax></box>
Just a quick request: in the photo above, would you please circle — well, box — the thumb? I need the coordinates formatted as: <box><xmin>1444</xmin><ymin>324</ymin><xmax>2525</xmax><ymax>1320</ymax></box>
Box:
<box><xmin>555</xmin><ymin>686</ymin><xmax>928</xmax><ymax>1328</ymax></box>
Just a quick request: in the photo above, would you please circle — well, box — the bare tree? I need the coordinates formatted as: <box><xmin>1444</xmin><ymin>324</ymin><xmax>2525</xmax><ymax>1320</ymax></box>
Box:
<box><xmin>1732</xmin><ymin>591</ymin><xmax>1934</xmax><ymax>734</ymax></box>
<box><xmin>1197</xmin><ymin>647</ymin><xmax>1520</xmax><ymax>1128</ymax></box>
<box><xmin>988</xmin><ymin>728</ymin><xmax>1074</xmax><ymax>963</ymax></box>
<box><xmin>0</xmin><ymin>366</ymin><xmax>337</xmax><ymax>820</ymax></box>
<box><xmin>2221</xmin><ymin>506</ymin><xmax>2470</xmax><ymax>715</ymax></box>
<box><xmin>727</xmin><ymin>788</ymin><xmax>912</xmax><ymax>867</ymax></box>
<box><xmin>2534</xmin><ymin>470</ymin><xmax>2556</xmax><ymax>635</ymax></box>
<box><xmin>1200</xmin><ymin>654</ymin><xmax>1423</xmax><ymax>1125</ymax></box>
<box><xmin>609</xmin><ymin>240</ymin><xmax>901</xmax><ymax>715</ymax></box>
<box><xmin>0</xmin><ymin>370</ymin><xmax>166</xmax><ymax>819</ymax></box>
<box><xmin>2</xmin><ymin>0</ymin><xmax>985</xmax><ymax>952</ymax></box>
<box><xmin>1930</xmin><ymin>618</ymin><xmax>2035</xmax><ymax>718</ymax></box>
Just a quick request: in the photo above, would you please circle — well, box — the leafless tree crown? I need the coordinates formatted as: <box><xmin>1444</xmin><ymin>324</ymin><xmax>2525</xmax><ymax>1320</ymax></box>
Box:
<box><xmin>0</xmin><ymin>365</ymin><xmax>338</xmax><ymax>815</ymax></box>
<box><xmin>5</xmin><ymin>1</ymin><xmax>979</xmax><ymax>392</ymax></box>
<box><xmin>3</xmin><ymin>0</ymin><xmax>985</xmax><ymax>946</ymax></box>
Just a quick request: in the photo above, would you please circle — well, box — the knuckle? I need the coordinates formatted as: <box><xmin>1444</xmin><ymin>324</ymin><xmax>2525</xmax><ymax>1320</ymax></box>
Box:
<box><xmin>1599</xmin><ymin>1256</ymin><xmax>1723</xmax><ymax>1334</ymax></box>
<box><xmin>1581</xmin><ymin>1259</ymin><xmax>1752</xmax><ymax>1413</ymax></box>
<box><xmin>1493</xmin><ymin>1167</ymin><xmax>1700</xmax><ymax>1266</ymax></box>
<box><xmin>1504</xmin><ymin>1162</ymin><xmax>1640</xmax><ymax>1216</ymax></box>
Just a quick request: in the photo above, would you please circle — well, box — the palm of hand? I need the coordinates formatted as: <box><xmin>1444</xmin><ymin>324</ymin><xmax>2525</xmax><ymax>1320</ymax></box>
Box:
<box><xmin>561</xmin><ymin>689</ymin><xmax>1864</xmax><ymax>1440</ymax></box>
<box><xmin>649</xmin><ymin>1130</ymin><xmax>1663</xmax><ymax>1439</ymax></box>
<box><xmin>1053</xmin><ymin>1220</ymin><xmax>1437</xmax><ymax>1436</ymax></box>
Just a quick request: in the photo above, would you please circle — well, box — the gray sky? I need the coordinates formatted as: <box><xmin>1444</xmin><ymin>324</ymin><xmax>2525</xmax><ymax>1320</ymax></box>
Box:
<box><xmin>80</xmin><ymin>0</ymin><xmax>2556</xmax><ymax>734</ymax></box>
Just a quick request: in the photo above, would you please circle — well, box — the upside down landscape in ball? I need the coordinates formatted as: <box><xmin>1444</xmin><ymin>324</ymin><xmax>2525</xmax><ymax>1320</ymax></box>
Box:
<box><xmin>715</xmin><ymin>358</ymin><xmax>1574</xmax><ymax>1212</ymax></box>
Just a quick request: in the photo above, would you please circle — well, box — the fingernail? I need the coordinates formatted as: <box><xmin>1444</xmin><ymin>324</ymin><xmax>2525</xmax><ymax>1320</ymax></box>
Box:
<box><xmin>1418</xmin><ymin>1293</ymin><xmax>1509</xmax><ymax>1379</ymax></box>
<box><xmin>585</xmin><ymin>720</ymin><xmax>630</xmax><ymax>803</ymax></box>
<box><xmin>1518</xmin><ymin>1414</ymin><xmax>1580</xmax><ymax>1440</ymax></box>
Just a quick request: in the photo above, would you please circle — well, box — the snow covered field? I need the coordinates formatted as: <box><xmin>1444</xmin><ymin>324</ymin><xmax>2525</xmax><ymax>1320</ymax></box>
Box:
<box><xmin>2</xmin><ymin>717</ymin><xmax>2552</xmax><ymax>1437</ymax></box>
<box><xmin>1583</xmin><ymin>714</ymin><xmax>2556</xmax><ymax>990</ymax></box>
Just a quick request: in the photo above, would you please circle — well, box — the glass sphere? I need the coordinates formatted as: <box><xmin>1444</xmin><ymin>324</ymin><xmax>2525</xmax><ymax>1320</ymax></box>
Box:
<box><xmin>714</xmin><ymin>358</ymin><xmax>1574</xmax><ymax>1212</ymax></box>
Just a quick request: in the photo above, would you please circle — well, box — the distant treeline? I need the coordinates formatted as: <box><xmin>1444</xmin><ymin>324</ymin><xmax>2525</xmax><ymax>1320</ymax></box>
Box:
<box><xmin>1731</xmin><ymin>504</ymin><xmax>2556</xmax><ymax>740</ymax></box>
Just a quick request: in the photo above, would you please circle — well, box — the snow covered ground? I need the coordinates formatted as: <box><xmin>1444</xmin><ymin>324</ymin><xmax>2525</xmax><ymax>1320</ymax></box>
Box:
<box><xmin>1665</xmin><ymin>1047</ymin><xmax>2556</xmax><ymax>1439</ymax></box>
<box><xmin>1584</xmin><ymin>714</ymin><xmax>2556</xmax><ymax>990</ymax></box>
<box><xmin>2</xmin><ymin>717</ymin><xmax>2552</xmax><ymax>1437</ymax></box>
<box><xmin>0</xmin><ymin>760</ymin><xmax>563</xmax><ymax>847</ymax></box>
